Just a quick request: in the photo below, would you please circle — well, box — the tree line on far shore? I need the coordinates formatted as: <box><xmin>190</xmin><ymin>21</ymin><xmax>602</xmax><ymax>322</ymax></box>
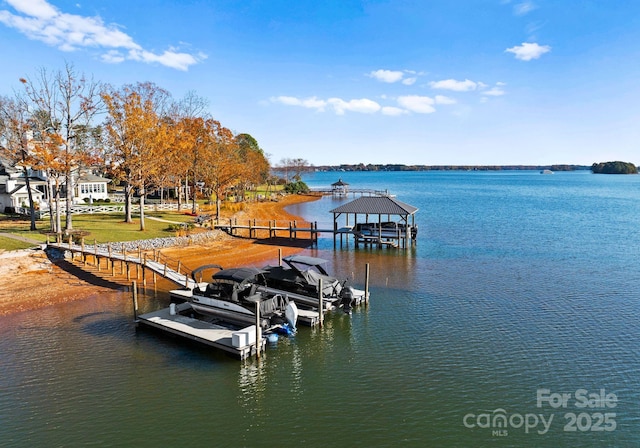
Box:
<box><xmin>311</xmin><ymin>164</ymin><xmax>591</xmax><ymax>172</ymax></box>
<box><xmin>591</xmin><ymin>161</ymin><xmax>638</xmax><ymax>174</ymax></box>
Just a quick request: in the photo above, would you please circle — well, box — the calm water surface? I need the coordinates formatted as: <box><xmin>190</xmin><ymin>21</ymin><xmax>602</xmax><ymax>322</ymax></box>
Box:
<box><xmin>1</xmin><ymin>170</ymin><xmax>639</xmax><ymax>447</ymax></box>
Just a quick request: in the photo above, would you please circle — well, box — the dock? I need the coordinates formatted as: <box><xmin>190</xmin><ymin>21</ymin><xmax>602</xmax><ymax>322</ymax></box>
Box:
<box><xmin>46</xmin><ymin>234</ymin><xmax>371</xmax><ymax>360</ymax></box>
<box><xmin>212</xmin><ymin>218</ymin><xmax>327</xmax><ymax>244</ymax></box>
<box><xmin>136</xmin><ymin>302</ymin><xmax>265</xmax><ymax>360</ymax></box>
<box><xmin>211</xmin><ymin>218</ymin><xmax>415</xmax><ymax>248</ymax></box>
<box><xmin>47</xmin><ymin>237</ymin><xmax>195</xmax><ymax>288</ymax></box>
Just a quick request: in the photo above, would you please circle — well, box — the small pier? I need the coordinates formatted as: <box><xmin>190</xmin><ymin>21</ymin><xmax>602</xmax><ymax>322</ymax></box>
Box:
<box><xmin>214</xmin><ymin>192</ymin><xmax>419</xmax><ymax>249</ymax></box>
<box><xmin>213</xmin><ymin>218</ymin><xmax>324</xmax><ymax>244</ymax></box>
<box><xmin>136</xmin><ymin>302</ymin><xmax>265</xmax><ymax>360</ymax></box>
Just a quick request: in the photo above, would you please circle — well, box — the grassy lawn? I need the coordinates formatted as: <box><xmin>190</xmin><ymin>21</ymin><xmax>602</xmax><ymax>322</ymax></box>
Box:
<box><xmin>0</xmin><ymin>216</ymin><xmax>49</xmax><ymax>244</ymax></box>
<box><xmin>0</xmin><ymin>235</ymin><xmax>38</xmax><ymax>251</ymax></box>
<box><xmin>67</xmin><ymin>213</ymin><xmax>183</xmax><ymax>243</ymax></box>
<box><xmin>0</xmin><ymin>190</ymin><xmax>279</xmax><ymax>251</ymax></box>
<box><xmin>0</xmin><ymin>211</ymin><xmax>202</xmax><ymax>249</ymax></box>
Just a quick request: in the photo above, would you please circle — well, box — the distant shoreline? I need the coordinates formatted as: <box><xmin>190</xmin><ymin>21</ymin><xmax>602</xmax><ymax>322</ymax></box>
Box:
<box><xmin>303</xmin><ymin>164</ymin><xmax>592</xmax><ymax>172</ymax></box>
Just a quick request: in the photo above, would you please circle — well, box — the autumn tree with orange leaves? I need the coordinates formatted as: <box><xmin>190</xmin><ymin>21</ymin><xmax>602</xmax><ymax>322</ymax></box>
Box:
<box><xmin>0</xmin><ymin>94</ymin><xmax>40</xmax><ymax>230</ymax></box>
<box><xmin>6</xmin><ymin>65</ymin><xmax>275</xmax><ymax>234</ymax></box>
<box><xmin>102</xmin><ymin>82</ymin><xmax>170</xmax><ymax>231</ymax></box>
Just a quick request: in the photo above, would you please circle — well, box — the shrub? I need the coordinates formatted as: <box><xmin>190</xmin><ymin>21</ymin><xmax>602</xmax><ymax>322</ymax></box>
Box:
<box><xmin>167</xmin><ymin>222</ymin><xmax>195</xmax><ymax>232</ymax></box>
<box><xmin>283</xmin><ymin>180</ymin><xmax>309</xmax><ymax>194</ymax></box>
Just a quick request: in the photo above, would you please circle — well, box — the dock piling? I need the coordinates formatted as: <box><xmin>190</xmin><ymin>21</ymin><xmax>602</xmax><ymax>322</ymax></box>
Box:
<box><xmin>318</xmin><ymin>278</ymin><xmax>323</xmax><ymax>328</ymax></box>
<box><xmin>364</xmin><ymin>263</ymin><xmax>370</xmax><ymax>306</ymax></box>
<box><xmin>255</xmin><ymin>301</ymin><xmax>261</xmax><ymax>359</ymax></box>
<box><xmin>142</xmin><ymin>255</ymin><xmax>147</xmax><ymax>287</ymax></box>
<box><xmin>132</xmin><ymin>281</ymin><xmax>138</xmax><ymax>321</ymax></box>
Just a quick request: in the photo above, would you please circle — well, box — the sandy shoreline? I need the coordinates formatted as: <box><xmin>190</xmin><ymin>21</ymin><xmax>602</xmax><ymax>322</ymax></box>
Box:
<box><xmin>0</xmin><ymin>194</ymin><xmax>321</xmax><ymax>316</ymax></box>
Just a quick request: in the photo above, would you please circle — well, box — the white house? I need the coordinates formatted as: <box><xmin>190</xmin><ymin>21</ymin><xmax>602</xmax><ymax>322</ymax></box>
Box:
<box><xmin>0</xmin><ymin>156</ymin><xmax>47</xmax><ymax>213</ymax></box>
<box><xmin>74</xmin><ymin>173</ymin><xmax>111</xmax><ymax>203</ymax></box>
<box><xmin>0</xmin><ymin>156</ymin><xmax>112</xmax><ymax>212</ymax></box>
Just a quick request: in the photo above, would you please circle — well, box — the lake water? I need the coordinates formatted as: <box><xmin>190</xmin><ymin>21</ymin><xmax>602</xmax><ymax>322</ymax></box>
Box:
<box><xmin>1</xmin><ymin>170</ymin><xmax>639</xmax><ymax>447</ymax></box>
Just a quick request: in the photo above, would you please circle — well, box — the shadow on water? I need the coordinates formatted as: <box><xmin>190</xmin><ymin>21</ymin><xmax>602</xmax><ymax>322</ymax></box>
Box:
<box><xmin>72</xmin><ymin>311</ymin><xmax>116</xmax><ymax>322</ymax></box>
<box><xmin>134</xmin><ymin>324</ymin><xmax>258</xmax><ymax>366</ymax></box>
<box><xmin>253</xmin><ymin>236</ymin><xmax>315</xmax><ymax>248</ymax></box>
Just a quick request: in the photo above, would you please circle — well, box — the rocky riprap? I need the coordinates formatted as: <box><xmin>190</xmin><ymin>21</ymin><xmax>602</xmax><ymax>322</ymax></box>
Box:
<box><xmin>46</xmin><ymin>230</ymin><xmax>229</xmax><ymax>259</ymax></box>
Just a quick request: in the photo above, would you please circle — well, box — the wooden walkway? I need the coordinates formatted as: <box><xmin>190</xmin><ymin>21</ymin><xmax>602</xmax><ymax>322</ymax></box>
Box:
<box><xmin>213</xmin><ymin>218</ymin><xmax>411</xmax><ymax>248</ymax></box>
<box><xmin>47</xmin><ymin>238</ymin><xmax>195</xmax><ymax>289</ymax></box>
<box><xmin>213</xmin><ymin>217</ymin><xmax>356</xmax><ymax>244</ymax></box>
<box><xmin>309</xmin><ymin>187</ymin><xmax>394</xmax><ymax>197</ymax></box>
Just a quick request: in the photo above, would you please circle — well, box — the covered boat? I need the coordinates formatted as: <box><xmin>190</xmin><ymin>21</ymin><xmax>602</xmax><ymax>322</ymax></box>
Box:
<box><xmin>262</xmin><ymin>255</ymin><xmax>366</xmax><ymax>313</ymax></box>
<box><xmin>182</xmin><ymin>265</ymin><xmax>298</xmax><ymax>333</ymax></box>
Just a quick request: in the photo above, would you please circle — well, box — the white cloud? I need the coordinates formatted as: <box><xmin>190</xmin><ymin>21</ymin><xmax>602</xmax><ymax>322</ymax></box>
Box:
<box><xmin>505</xmin><ymin>42</ymin><xmax>551</xmax><ymax>61</ymax></box>
<box><xmin>369</xmin><ymin>69</ymin><xmax>421</xmax><ymax>85</ymax></box>
<box><xmin>328</xmin><ymin>98</ymin><xmax>381</xmax><ymax>115</ymax></box>
<box><xmin>435</xmin><ymin>95</ymin><xmax>456</xmax><ymax>105</ymax></box>
<box><xmin>271</xmin><ymin>92</ymin><xmax>457</xmax><ymax>116</ymax></box>
<box><xmin>381</xmin><ymin>106</ymin><xmax>408</xmax><ymax>116</ymax></box>
<box><xmin>270</xmin><ymin>96</ymin><xmax>327</xmax><ymax>111</ymax></box>
<box><xmin>397</xmin><ymin>95</ymin><xmax>436</xmax><ymax>114</ymax></box>
<box><xmin>7</xmin><ymin>0</ymin><xmax>57</xmax><ymax>19</ymax></box>
<box><xmin>0</xmin><ymin>0</ymin><xmax>203</xmax><ymax>70</ymax></box>
<box><xmin>271</xmin><ymin>96</ymin><xmax>382</xmax><ymax>115</ymax></box>
<box><xmin>481</xmin><ymin>87</ymin><xmax>506</xmax><ymax>96</ymax></box>
<box><xmin>369</xmin><ymin>69</ymin><xmax>404</xmax><ymax>83</ymax></box>
<box><xmin>101</xmin><ymin>50</ymin><xmax>125</xmax><ymax>64</ymax></box>
<box><xmin>514</xmin><ymin>1</ymin><xmax>537</xmax><ymax>16</ymax></box>
<box><xmin>429</xmin><ymin>79</ymin><xmax>478</xmax><ymax>91</ymax></box>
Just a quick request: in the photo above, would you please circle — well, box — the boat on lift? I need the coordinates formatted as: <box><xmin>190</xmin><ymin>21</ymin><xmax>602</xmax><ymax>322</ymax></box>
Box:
<box><xmin>261</xmin><ymin>255</ymin><xmax>366</xmax><ymax>313</ymax></box>
<box><xmin>170</xmin><ymin>265</ymin><xmax>298</xmax><ymax>334</ymax></box>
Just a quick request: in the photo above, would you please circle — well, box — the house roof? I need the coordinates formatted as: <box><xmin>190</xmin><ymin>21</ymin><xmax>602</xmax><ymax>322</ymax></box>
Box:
<box><xmin>77</xmin><ymin>174</ymin><xmax>111</xmax><ymax>183</ymax></box>
<box><xmin>332</xmin><ymin>178</ymin><xmax>349</xmax><ymax>186</ymax></box>
<box><xmin>330</xmin><ymin>196</ymin><xmax>418</xmax><ymax>215</ymax></box>
<box><xmin>8</xmin><ymin>184</ymin><xmax>45</xmax><ymax>196</ymax></box>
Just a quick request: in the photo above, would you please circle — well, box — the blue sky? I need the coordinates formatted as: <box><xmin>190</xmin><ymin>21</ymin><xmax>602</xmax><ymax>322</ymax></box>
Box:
<box><xmin>1</xmin><ymin>0</ymin><xmax>639</xmax><ymax>166</ymax></box>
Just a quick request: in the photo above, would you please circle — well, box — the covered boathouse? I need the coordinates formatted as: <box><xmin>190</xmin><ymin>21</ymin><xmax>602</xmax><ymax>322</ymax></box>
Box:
<box><xmin>330</xmin><ymin>196</ymin><xmax>419</xmax><ymax>248</ymax></box>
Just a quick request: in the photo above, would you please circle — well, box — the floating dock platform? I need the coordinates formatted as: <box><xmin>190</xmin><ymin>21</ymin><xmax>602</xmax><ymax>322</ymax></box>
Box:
<box><xmin>136</xmin><ymin>302</ymin><xmax>265</xmax><ymax>360</ymax></box>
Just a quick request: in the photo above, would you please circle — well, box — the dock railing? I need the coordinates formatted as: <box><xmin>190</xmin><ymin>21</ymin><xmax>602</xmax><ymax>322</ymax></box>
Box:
<box><xmin>46</xmin><ymin>235</ymin><xmax>198</xmax><ymax>289</ymax></box>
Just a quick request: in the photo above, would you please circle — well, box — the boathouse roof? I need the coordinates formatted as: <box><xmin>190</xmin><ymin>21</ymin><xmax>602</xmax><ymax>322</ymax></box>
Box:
<box><xmin>330</xmin><ymin>196</ymin><xmax>418</xmax><ymax>215</ymax></box>
<box><xmin>331</xmin><ymin>178</ymin><xmax>349</xmax><ymax>186</ymax></box>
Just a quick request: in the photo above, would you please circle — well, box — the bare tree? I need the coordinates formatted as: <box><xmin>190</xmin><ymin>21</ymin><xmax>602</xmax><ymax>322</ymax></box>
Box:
<box><xmin>21</xmin><ymin>63</ymin><xmax>103</xmax><ymax>233</ymax></box>
<box><xmin>277</xmin><ymin>157</ymin><xmax>309</xmax><ymax>182</ymax></box>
